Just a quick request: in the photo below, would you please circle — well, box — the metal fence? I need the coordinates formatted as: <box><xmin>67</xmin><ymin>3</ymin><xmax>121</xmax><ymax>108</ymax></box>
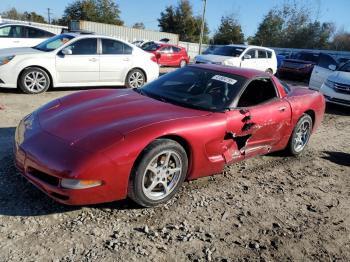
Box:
<box><xmin>0</xmin><ymin>16</ymin><xmax>67</xmax><ymax>35</ymax></box>
<box><xmin>70</xmin><ymin>20</ymin><xmax>179</xmax><ymax>44</ymax></box>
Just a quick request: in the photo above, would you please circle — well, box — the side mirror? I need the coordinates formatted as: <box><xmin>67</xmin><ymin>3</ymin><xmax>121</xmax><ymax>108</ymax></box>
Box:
<box><xmin>61</xmin><ymin>48</ymin><xmax>72</xmax><ymax>55</ymax></box>
<box><xmin>243</xmin><ymin>54</ymin><xmax>251</xmax><ymax>60</ymax></box>
<box><xmin>328</xmin><ymin>64</ymin><xmax>336</xmax><ymax>71</ymax></box>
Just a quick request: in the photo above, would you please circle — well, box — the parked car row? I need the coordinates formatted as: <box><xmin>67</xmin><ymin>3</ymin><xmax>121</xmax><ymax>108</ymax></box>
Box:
<box><xmin>0</xmin><ymin>33</ymin><xmax>159</xmax><ymax>93</ymax></box>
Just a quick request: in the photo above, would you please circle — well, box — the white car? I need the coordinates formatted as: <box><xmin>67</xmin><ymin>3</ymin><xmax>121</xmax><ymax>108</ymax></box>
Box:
<box><xmin>0</xmin><ymin>33</ymin><xmax>159</xmax><ymax>94</ymax></box>
<box><xmin>194</xmin><ymin>45</ymin><xmax>277</xmax><ymax>74</ymax></box>
<box><xmin>319</xmin><ymin>61</ymin><xmax>350</xmax><ymax>107</ymax></box>
<box><xmin>0</xmin><ymin>23</ymin><xmax>56</xmax><ymax>49</ymax></box>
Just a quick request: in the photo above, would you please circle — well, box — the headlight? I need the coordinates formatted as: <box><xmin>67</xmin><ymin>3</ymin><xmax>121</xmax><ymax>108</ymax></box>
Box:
<box><xmin>0</xmin><ymin>55</ymin><xmax>15</xmax><ymax>66</ymax></box>
<box><xmin>325</xmin><ymin>79</ymin><xmax>335</xmax><ymax>89</ymax></box>
<box><xmin>15</xmin><ymin>113</ymin><xmax>35</xmax><ymax>146</ymax></box>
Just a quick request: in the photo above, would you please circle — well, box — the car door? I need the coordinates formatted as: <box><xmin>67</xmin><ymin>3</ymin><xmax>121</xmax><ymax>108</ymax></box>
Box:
<box><xmin>0</xmin><ymin>25</ymin><xmax>24</xmax><ymax>48</ymax></box>
<box><xmin>240</xmin><ymin>49</ymin><xmax>258</xmax><ymax>70</ymax></box>
<box><xmin>158</xmin><ymin>46</ymin><xmax>173</xmax><ymax>66</ymax></box>
<box><xmin>99</xmin><ymin>38</ymin><xmax>133</xmax><ymax>83</ymax></box>
<box><xmin>257</xmin><ymin>49</ymin><xmax>268</xmax><ymax>71</ymax></box>
<box><xmin>55</xmin><ymin>38</ymin><xmax>99</xmax><ymax>84</ymax></box>
<box><xmin>170</xmin><ymin>46</ymin><xmax>182</xmax><ymax>66</ymax></box>
<box><xmin>226</xmin><ymin>77</ymin><xmax>291</xmax><ymax>160</ymax></box>
<box><xmin>309</xmin><ymin>54</ymin><xmax>338</xmax><ymax>91</ymax></box>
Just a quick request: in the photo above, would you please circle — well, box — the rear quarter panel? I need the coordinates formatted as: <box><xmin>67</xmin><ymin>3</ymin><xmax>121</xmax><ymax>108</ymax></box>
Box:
<box><xmin>286</xmin><ymin>87</ymin><xmax>325</xmax><ymax>133</ymax></box>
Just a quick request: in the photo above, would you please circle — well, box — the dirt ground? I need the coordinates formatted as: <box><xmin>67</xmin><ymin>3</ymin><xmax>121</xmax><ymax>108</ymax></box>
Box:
<box><xmin>0</xmin><ymin>70</ymin><xmax>349</xmax><ymax>261</ymax></box>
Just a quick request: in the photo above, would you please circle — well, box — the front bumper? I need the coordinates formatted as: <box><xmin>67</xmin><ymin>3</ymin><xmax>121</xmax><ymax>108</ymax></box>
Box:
<box><xmin>320</xmin><ymin>83</ymin><xmax>350</xmax><ymax>107</ymax></box>
<box><xmin>14</xmin><ymin>118</ymin><xmax>129</xmax><ymax>205</ymax></box>
<box><xmin>0</xmin><ymin>63</ymin><xmax>17</xmax><ymax>88</ymax></box>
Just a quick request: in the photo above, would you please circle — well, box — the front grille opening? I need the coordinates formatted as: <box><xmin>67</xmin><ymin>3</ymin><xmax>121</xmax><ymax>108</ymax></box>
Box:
<box><xmin>27</xmin><ymin>168</ymin><xmax>59</xmax><ymax>187</ymax></box>
<box><xmin>50</xmin><ymin>192</ymin><xmax>69</xmax><ymax>201</ymax></box>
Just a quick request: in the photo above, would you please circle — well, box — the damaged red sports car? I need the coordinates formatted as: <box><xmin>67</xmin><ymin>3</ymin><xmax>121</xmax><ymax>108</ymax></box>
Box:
<box><xmin>14</xmin><ymin>64</ymin><xmax>325</xmax><ymax>207</ymax></box>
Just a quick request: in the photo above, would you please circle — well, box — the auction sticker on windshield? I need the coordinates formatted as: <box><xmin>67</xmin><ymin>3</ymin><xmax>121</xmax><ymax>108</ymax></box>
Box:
<box><xmin>211</xmin><ymin>75</ymin><xmax>237</xmax><ymax>85</ymax></box>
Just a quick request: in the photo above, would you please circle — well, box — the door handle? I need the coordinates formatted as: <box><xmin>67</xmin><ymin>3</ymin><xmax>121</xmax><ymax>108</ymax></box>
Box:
<box><xmin>13</xmin><ymin>40</ymin><xmax>20</xmax><ymax>43</ymax></box>
<box><xmin>89</xmin><ymin>58</ymin><xmax>98</xmax><ymax>62</ymax></box>
<box><xmin>278</xmin><ymin>106</ymin><xmax>287</xmax><ymax>112</ymax></box>
<box><xmin>123</xmin><ymin>58</ymin><xmax>130</xmax><ymax>61</ymax></box>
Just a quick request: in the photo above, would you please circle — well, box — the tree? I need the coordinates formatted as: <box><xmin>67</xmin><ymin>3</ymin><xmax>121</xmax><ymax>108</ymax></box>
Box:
<box><xmin>331</xmin><ymin>31</ymin><xmax>350</xmax><ymax>51</ymax></box>
<box><xmin>61</xmin><ymin>0</ymin><xmax>123</xmax><ymax>26</ymax></box>
<box><xmin>132</xmin><ymin>22</ymin><xmax>145</xmax><ymax>30</ymax></box>
<box><xmin>212</xmin><ymin>14</ymin><xmax>244</xmax><ymax>44</ymax></box>
<box><xmin>158</xmin><ymin>0</ymin><xmax>209</xmax><ymax>43</ymax></box>
<box><xmin>251</xmin><ymin>2</ymin><xmax>335</xmax><ymax>49</ymax></box>
<box><xmin>1</xmin><ymin>8</ymin><xmax>46</xmax><ymax>23</ymax></box>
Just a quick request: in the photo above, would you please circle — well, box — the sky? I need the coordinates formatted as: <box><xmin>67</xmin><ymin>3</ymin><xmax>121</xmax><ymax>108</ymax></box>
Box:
<box><xmin>0</xmin><ymin>0</ymin><xmax>350</xmax><ymax>37</ymax></box>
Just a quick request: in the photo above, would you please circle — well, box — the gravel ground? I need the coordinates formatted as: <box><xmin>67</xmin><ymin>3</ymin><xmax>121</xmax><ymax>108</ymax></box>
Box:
<box><xmin>0</xmin><ymin>69</ymin><xmax>349</xmax><ymax>261</ymax></box>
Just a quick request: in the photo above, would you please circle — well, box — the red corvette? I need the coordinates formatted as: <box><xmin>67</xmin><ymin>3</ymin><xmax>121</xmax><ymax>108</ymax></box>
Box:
<box><xmin>14</xmin><ymin>64</ymin><xmax>325</xmax><ymax>207</ymax></box>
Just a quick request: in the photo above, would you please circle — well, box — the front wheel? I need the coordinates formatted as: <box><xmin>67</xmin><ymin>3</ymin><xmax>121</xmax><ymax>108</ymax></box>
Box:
<box><xmin>128</xmin><ymin>139</ymin><xmax>188</xmax><ymax>207</ymax></box>
<box><xmin>19</xmin><ymin>67</ymin><xmax>51</xmax><ymax>94</ymax></box>
<box><xmin>125</xmin><ymin>69</ymin><xmax>145</xmax><ymax>88</ymax></box>
<box><xmin>287</xmin><ymin>114</ymin><xmax>313</xmax><ymax>155</ymax></box>
<box><xmin>265</xmin><ymin>68</ymin><xmax>273</xmax><ymax>74</ymax></box>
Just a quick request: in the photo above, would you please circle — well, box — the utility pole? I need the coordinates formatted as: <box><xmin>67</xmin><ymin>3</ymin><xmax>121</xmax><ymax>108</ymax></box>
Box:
<box><xmin>198</xmin><ymin>0</ymin><xmax>207</xmax><ymax>55</ymax></box>
<box><xmin>47</xmin><ymin>8</ymin><xmax>52</xmax><ymax>24</ymax></box>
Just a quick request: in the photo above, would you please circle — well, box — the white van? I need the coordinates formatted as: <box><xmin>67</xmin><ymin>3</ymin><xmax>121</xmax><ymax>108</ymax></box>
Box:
<box><xmin>194</xmin><ymin>45</ymin><xmax>277</xmax><ymax>74</ymax></box>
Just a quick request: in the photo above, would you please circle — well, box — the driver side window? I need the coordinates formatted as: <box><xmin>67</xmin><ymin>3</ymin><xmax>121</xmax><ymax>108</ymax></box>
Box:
<box><xmin>237</xmin><ymin>78</ymin><xmax>278</xmax><ymax>107</ymax></box>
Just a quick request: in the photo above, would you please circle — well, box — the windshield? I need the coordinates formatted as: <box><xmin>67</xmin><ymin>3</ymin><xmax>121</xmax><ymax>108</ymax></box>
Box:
<box><xmin>139</xmin><ymin>67</ymin><xmax>247</xmax><ymax>111</ymax></box>
<box><xmin>291</xmin><ymin>52</ymin><xmax>319</xmax><ymax>62</ymax></box>
<box><xmin>339</xmin><ymin>61</ymin><xmax>350</xmax><ymax>72</ymax></box>
<box><xmin>142</xmin><ymin>43</ymin><xmax>160</xmax><ymax>51</ymax></box>
<box><xmin>211</xmin><ymin>46</ymin><xmax>246</xmax><ymax>57</ymax></box>
<box><xmin>33</xmin><ymin>34</ymin><xmax>75</xmax><ymax>52</ymax></box>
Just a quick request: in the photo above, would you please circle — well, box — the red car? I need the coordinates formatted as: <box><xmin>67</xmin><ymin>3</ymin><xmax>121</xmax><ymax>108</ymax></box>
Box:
<box><xmin>143</xmin><ymin>43</ymin><xmax>189</xmax><ymax>68</ymax></box>
<box><xmin>14</xmin><ymin>65</ymin><xmax>325</xmax><ymax>207</ymax></box>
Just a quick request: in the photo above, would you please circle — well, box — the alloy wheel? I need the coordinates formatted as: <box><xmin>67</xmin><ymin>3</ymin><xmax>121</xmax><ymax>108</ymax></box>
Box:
<box><xmin>129</xmin><ymin>71</ymin><xmax>144</xmax><ymax>88</ymax></box>
<box><xmin>23</xmin><ymin>71</ymin><xmax>48</xmax><ymax>93</ymax></box>
<box><xmin>293</xmin><ymin>119</ymin><xmax>311</xmax><ymax>152</ymax></box>
<box><xmin>142</xmin><ymin>150</ymin><xmax>182</xmax><ymax>201</ymax></box>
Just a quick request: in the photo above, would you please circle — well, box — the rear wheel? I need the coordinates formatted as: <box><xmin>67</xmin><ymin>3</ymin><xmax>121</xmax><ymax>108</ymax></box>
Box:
<box><xmin>125</xmin><ymin>69</ymin><xmax>145</xmax><ymax>88</ymax></box>
<box><xmin>287</xmin><ymin>114</ymin><xmax>313</xmax><ymax>155</ymax></box>
<box><xmin>19</xmin><ymin>67</ymin><xmax>50</xmax><ymax>94</ymax></box>
<box><xmin>265</xmin><ymin>68</ymin><xmax>273</xmax><ymax>74</ymax></box>
<box><xmin>128</xmin><ymin>139</ymin><xmax>188</xmax><ymax>207</ymax></box>
<box><xmin>179</xmin><ymin>60</ymin><xmax>187</xmax><ymax>68</ymax></box>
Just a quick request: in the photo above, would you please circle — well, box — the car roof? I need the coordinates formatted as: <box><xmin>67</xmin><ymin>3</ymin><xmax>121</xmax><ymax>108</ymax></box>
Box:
<box><xmin>226</xmin><ymin>44</ymin><xmax>274</xmax><ymax>52</ymax></box>
<box><xmin>189</xmin><ymin>64</ymin><xmax>270</xmax><ymax>79</ymax></box>
<box><xmin>0</xmin><ymin>22</ymin><xmax>48</xmax><ymax>30</ymax></box>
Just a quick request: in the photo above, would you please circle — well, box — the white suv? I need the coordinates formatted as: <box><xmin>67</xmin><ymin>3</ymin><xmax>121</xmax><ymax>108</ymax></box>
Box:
<box><xmin>0</xmin><ymin>33</ymin><xmax>159</xmax><ymax>93</ymax></box>
<box><xmin>0</xmin><ymin>23</ymin><xmax>56</xmax><ymax>49</ymax></box>
<box><xmin>194</xmin><ymin>45</ymin><xmax>277</xmax><ymax>74</ymax></box>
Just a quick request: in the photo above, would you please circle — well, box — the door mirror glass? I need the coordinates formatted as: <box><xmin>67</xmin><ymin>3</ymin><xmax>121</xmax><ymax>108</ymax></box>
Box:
<box><xmin>61</xmin><ymin>48</ymin><xmax>72</xmax><ymax>55</ymax></box>
<box><xmin>328</xmin><ymin>64</ymin><xmax>336</xmax><ymax>71</ymax></box>
<box><xmin>243</xmin><ymin>54</ymin><xmax>251</xmax><ymax>60</ymax></box>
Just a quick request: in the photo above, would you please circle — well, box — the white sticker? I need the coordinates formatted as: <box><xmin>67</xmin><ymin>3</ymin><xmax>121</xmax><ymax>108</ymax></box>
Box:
<box><xmin>211</xmin><ymin>75</ymin><xmax>237</xmax><ymax>85</ymax></box>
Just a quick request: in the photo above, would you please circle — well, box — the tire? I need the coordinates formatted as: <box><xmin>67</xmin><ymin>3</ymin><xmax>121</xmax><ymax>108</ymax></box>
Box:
<box><xmin>265</xmin><ymin>68</ymin><xmax>273</xmax><ymax>74</ymax></box>
<box><xmin>19</xmin><ymin>67</ymin><xmax>51</xmax><ymax>94</ymax></box>
<box><xmin>125</xmin><ymin>69</ymin><xmax>146</xmax><ymax>88</ymax></box>
<box><xmin>179</xmin><ymin>60</ymin><xmax>187</xmax><ymax>68</ymax></box>
<box><xmin>287</xmin><ymin>114</ymin><xmax>313</xmax><ymax>156</ymax></box>
<box><xmin>128</xmin><ymin>139</ymin><xmax>188</xmax><ymax>207</ymax></box>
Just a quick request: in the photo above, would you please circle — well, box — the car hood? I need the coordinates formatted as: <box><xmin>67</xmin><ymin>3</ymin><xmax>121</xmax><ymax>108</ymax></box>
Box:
<box><xmin>37</xmin><ymin>89</ymin><xmax>208</xmax><ymax>152</ymax></box>
<box><xmin>0</xmin><ymin>47</ymin><xmax>44</xmax><ymax>56</ymax></box>
<box><xmin>195</xmin><ymin>54</ymin><xmax>235</xmax><ymax>63</ymax></box>
<box><xmin>328</xmin><ymin>71</ymin><xmax>350</xmax><ymax>84</ymax></box>
<box><xmin>283</xmin><ymin>59</ymin><xmax>316</xmax><ymax>65</ymax></box>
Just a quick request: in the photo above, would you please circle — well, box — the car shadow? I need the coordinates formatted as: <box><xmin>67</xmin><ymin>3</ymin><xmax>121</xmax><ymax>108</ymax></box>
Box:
<box><xmin>325</xmin><ymin>103</ymin><xmax>350</xmax><ymax>116</ymax></box>
<box><xmin>0</xmin><ymin>127</ymin><xmax>140</xmax><ymax>217</ymax></box>
<box><xmin>322</xmin><ymin>151</ymin><xmax>350</xmax><ymax>167</ymax></box>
